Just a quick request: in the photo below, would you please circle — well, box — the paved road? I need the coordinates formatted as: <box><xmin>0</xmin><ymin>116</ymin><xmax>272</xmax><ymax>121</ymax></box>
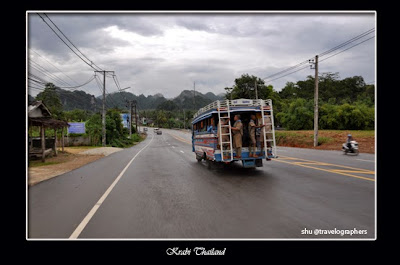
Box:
<box><xmin>28</xmin><ymin>128</ymin><xmax>375</xmax><ymax>239</ymax></box>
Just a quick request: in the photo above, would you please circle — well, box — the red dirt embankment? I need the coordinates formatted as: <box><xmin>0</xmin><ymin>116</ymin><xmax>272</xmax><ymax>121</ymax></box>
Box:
<box><xmin>275</xmin><ymin>130</ymin><xmax>374</xmax><ymax>154</ymax></box>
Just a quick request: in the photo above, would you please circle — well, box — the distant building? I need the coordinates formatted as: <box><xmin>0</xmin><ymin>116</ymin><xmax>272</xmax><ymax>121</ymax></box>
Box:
<box><xmin>146</xmin><ymin>119</ymin><xmax>154</xmax><ymax>127</ymax></box>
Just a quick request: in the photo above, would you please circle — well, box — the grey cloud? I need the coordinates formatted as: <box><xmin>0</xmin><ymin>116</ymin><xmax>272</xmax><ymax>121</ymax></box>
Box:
<box><xmin>28</xmin><ymin>13</ymin><xmax>165</xmax><ymax>59</ymax></box>
<box><xmin>28</xmin><ymin>13</ymin><xmax>375</xmax><ymax>99</ymax></box>
<box><xmin>175</xmin><ymin>17</ymin><xmax>215</xmax><ymax>33</ymax></box>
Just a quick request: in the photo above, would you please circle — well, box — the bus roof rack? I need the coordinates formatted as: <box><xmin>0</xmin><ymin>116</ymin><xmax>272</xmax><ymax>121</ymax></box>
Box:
<box><xmin>193</xmin><ymin>98</ymin><xmax>271</xmax><ymax>119</ymax></box>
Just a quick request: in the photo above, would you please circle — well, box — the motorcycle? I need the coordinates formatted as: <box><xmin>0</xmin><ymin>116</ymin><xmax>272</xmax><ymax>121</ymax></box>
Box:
<box><xmin>342</xmin><ymin>140</ymin><xmax>359</xmax><ymax>155</ymax></box>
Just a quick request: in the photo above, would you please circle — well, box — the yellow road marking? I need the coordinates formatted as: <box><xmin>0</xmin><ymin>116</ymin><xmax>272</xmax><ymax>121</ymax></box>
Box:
<box><xmin>279</xmin><ymin>155</ymin><xmax>375</xmax><ymax>174</ymax></box>
<box><xmin>330</xmin><ymin>169</ymin><xmax>375</xmax><ymax>175</ymax></box>
<box><xmin>293</xmin><ymin>162</ymin><xmax>329</xmax><ymax>166</ymax></box>
<box><xmin>274</xmin><ymin>159</ymin><xmax>375</xmax><ymax>182</ymax></box>
<box><xmin>168</xmin><ymin>135</ymin><xmax>375</xmax><ymax>182</ymax></box>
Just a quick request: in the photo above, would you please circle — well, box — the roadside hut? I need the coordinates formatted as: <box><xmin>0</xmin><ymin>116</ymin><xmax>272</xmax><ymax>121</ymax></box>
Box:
<box><xmin>28</xmin><ymin>101</ymin><xmax>69</xmax><ymax>162</ymax></box>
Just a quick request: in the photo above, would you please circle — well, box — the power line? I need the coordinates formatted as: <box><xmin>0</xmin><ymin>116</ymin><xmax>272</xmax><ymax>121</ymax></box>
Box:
<box><xmin>37</xmin><ymin>13</ymin><xmax>102</xmax><ymax>72</ymax></box>
<box><xmin>266</xmin><ymin>65</ymin><xmax>310</xmax><ymax>83</ymax></box>
<box><xmin>29</xmin><ymin>63</ymin><xmax>70</xmax><ymax>86</ymax></box>
<box><xmin>29</xmin><ymin>55</ymin><xmax>96</xmax><ymax>91</ymax></box>
<box><xmin>319</xmin><ymin>28</ymin><xmax>375</xmax><ymax>57</ymax></box>
<box><xmin>30</xmin><ymin>82</ymin><xmax>91</xmax><ymax>107</ymax></box>
<box><xmin>29</xmin><ymin>48</ymin><xmax>81</xmax><ymax>86</ymax></box>
<box><xmin>105</xmin><ymin>88</ymin><xmax>120</xmax><ymax>108</ymax></box>
<box><xmin>29</xmin><ymin>73</ymin><xmax>97</xmax><ymax>108</ymax></box>
<box><xmin>28</xmin><ymin>81</ymin><xmax>45</xmax><ymax>90</ymax></box>
<box><xmin>262</xmin><ymin>60</ymin><xmax>310</xmax><ymax>81</ymax></box>
<box><xmin>28</xmin><ymin>77</ymin><xmax>46</xmax><ymax>85</ymax></box>
<box><xmin>29</xmin><ymin>62</ymin><xmax>96</xmax><ymax>91</ymax></box>
<box><xmin>28</xmin><ymin>77</ymin><xmax>98</xmax><ymax>112</ymax></box>
<box><xmin>43</xmin><ymin>13</ymin><xmax>104</xmax><ymax>72</ymax></box>
<box><xmin>112</xmin><ymin>74</ymin><xmax>129</xmax><ymax>103</ymax></box>
<box><xmin>29</xmin><ymin>60</ymin><xmax>72</xmax><ymax>86</ymax></box>
<box><xmin>59</xmin><ymin>76</ymin><xmax>95</xmax><ymax>89</ymax></box>
<box><xmin>29</xmin><ymin>86</ymin><xmax>45</xmax><ymax>91</ymax></box>
<box><xmin>28</xmin><ymin>73</ymin><xmax>48</xmax><ymax>84</ymax></box>
<box><xmin>319</xmin><ymin>36</ymin><xmax>375</xmax><ymax>63</ymax></box>
<box><xmin>94</xmin><ymin>72</ymin><xmax>124</xmax><ymax>108</ymax></box>
<box><xmin>263</xmin><ymin>29</ymin><xmax>375</xmax><ymax>84</ymax></box>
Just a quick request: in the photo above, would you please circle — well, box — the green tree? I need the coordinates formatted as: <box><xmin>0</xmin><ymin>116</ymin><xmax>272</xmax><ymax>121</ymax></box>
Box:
<box><xmin>86</xmin><ymin>113</ymin><xmax>102</xmax><ymax>145</ymax></box>
<box><xmin>155</xmin><ymin>110</ymin><xmax>167</xmax><ymax>127</ymax></box>
<box><xmin>86</xmin><ymin>110</ymin><xmax>142</xmax><ymax>147</ymax></box>
<box><xmin>105</xmin><ymin>109</ymin><xmax>124</xmax><ymax>145</ymax></box>
<box><xmin>224</xmin><ymin>87</ymin><xmax>233</xmax><ymax>100</ymax></box>
<box><xmin>276</xmin><ymin>98</ymin><xmax>314</xmax><ymax>130</ymax></box>
<box><xmin>36</xmin><ymin>83</ymin><xmax>64</xmax><ymax>119</ymax></box>
<box><xmin>318</xmin><ymin>72</ymin><xmax>340</xmax><ymax>101</ymax></box>
<box><xmin>64</xmin><ymin>109</ymin><xmax>91</xmax><ymax>122</ymax></box>
<box><xmin>319</xmin><ymin>103</ymin><xmax>340</xmax><ymax>129</ymax></box>
<box><xmin>278</xmin><ymin>82</ymin><xmax>297</xmax><ymax>99</ymax></box>
<box><xmin>230</xmin><ymin>74</ymin><xmax>273</xmax><ymax>100</ymax></box>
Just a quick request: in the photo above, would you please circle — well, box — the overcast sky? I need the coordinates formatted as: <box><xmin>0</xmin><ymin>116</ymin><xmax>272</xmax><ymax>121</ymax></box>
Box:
<box><xmin>28</xmin><ymin>12</ymin><xmax>375</xmax><ymax>98</ymax></box>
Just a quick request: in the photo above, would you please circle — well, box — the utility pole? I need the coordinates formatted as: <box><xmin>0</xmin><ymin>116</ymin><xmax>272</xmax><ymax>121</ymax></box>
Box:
<box><xmin>254</xmin><ymin>79</ymin><xmax>258</xmax><ymax>100</ymax></box>
<box><xmin>314</xmin><ymin>55</ymin><xmax>319</xmax><ymax>147</ymax></box>
<box><xmin>134</xmin><ymin>103</ymin><xmax>138</xmax><ymax>133</ymax></box>
<box><xmin>228</xmin><ymin>87</ymin><xmax>233</xmax><ymax>100</ymax></box>
<box><xmin>129</xmin><ymin>101</ymin><xmax>132</xmax><ymax>138</ymax></box>
<box><xmin>127</xmin><ymin>99</ymin><xmax>137</xmax><ymax>135</ymax></box>
<box><xmin>183</xmin><ymin>109</ymin><xmax>186</xmax><ymax>129</ymax></box>
<box><xmin>95</xmin><ymin>70</ymin><xmax>114</xmax><ymax>147</ymax></box>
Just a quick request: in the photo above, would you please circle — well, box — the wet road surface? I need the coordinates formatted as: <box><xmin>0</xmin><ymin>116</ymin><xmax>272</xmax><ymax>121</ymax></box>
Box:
<box><xmin>28</xmin><ymin>128</ymin><xmax>375</xmax><ymax>239</ymax></box>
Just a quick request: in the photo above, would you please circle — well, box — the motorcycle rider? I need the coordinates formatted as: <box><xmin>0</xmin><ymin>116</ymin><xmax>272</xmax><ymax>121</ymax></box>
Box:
<box><xmin>346</xmin><ymin>134</ymin><xmax>353</xmax><ymax>150</ymax></box>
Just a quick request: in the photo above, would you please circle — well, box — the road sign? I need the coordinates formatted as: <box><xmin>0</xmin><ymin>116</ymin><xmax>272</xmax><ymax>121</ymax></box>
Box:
<box><xmin>121</xmin><ymin>113</ymin><xmax>130</xmax><ymax>128</ymax></box>
<box><xmin>68</xmin><ymin>122</ymin><xmax>85</xmax><ymax>134</ymax></box>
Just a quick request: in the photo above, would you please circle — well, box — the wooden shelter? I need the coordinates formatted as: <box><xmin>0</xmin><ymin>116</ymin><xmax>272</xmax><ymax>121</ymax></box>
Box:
<box><xmin>28</xmin><ymin>101</ymin><xmax>69</xmax><ymax>162</ymax></box>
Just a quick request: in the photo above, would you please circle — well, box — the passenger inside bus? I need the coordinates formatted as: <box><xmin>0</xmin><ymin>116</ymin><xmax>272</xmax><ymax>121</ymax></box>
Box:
<box><xmin>213</xmin><ymin>112</ymin><xmax>260</xmax><ymax>149</ymax></box>
<box><xmin>195</xmin><ymin>112</ymin><xmax>267</xmax><ymax>150</ymax></box>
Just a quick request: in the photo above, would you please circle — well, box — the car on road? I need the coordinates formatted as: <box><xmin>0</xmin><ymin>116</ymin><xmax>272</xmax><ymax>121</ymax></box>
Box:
<box><xmin>143</xmin><ymin>127</ymin><xmax>148</xmax><ymax>131</ymax></box>
<box><xmin>153</xmin><ymin>128</ymin><xmax>159</xmax><ymax>132</ymax></box>
<box><xmin>156</xmin><ymin>130</ymin><xmax>162</xmax><ymax>135</ymax></box>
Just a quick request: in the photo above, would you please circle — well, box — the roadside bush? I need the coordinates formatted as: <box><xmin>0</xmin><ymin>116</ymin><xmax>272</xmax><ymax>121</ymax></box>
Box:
<box><xmin>131</xmin><ymin>133</ymin><xmax>142</xmax><ymax>142</ymax></box>
<box><xmin>278</xmin><ymin>99</ymin><xmax>374</xmax><ymax>130</ymax></box>
<box><xmin>86</xmin><ymin>113</ymin><xmax>102</xmax><ymax>146</ymax></box>
<box><xmin>277</xmin><ymin>98</ymin><xmax>314</xmax><ymax>130</ymax></box>
<box><xmin>85</xmin><ymin>110</ymin><xmax>143</xmax><ymax>147</ymax></box>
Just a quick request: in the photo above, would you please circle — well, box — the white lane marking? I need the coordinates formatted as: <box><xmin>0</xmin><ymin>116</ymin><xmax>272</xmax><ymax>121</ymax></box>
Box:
<box><xmin>277</xmin><ymin>149</ymin><xmax>287</xmax><ymax>152</ymax></box>
<box><xmin>180</xmin><ymin>150</ymin><xmax>184</xmax><ymax>153</ymax></box>
<box><xmin>356</xmin><ymin>159</ymin><xmax>375</xmax><ymax>163</ymax></box>
<box><xmin>69</xmin><ymin>134</ymin><xmax>155</xmax><ymax>239</ymax></box>
<box><xmin>172</xmin><ymin>146</ymin><xmax>175</xmax><ymax>149</ymax></box>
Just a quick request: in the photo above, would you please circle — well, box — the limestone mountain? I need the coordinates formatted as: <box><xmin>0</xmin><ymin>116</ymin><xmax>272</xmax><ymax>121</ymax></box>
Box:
<box><xmin>31</xmin><ymin>87</ymin><xmax>224</xmax><ymax>111</ymax></box>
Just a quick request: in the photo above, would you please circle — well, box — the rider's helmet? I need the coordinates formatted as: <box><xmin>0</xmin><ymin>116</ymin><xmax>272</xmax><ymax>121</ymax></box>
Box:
<box><xmin>348</xmin><ymin>134</ymin><xmax>352</xmax><ymax>137</ymax></box>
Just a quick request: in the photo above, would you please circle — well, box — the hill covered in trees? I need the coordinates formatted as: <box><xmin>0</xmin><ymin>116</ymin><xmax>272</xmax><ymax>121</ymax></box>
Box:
<box><xmin>31</xmin><ymin>85</ymin><xmax>225</xmax><ymax>112</ymax></box>
<box><xmin>29</xmin><ymin>72</ymin><xmax>375</xmax><ymax>130</ymax></box>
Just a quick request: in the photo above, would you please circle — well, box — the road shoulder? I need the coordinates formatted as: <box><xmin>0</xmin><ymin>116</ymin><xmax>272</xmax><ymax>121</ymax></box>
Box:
<box><xmin>28</xmin><ymin>147</ymin><xmax>122</xmax><ymax>186</ymax></box>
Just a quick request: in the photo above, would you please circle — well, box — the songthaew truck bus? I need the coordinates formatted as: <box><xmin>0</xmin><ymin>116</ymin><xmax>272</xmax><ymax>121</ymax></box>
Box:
<box><xmin>191</xmin><ymin>98</ymin><xmax>277</xmax><ymax>169</ymax></box>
